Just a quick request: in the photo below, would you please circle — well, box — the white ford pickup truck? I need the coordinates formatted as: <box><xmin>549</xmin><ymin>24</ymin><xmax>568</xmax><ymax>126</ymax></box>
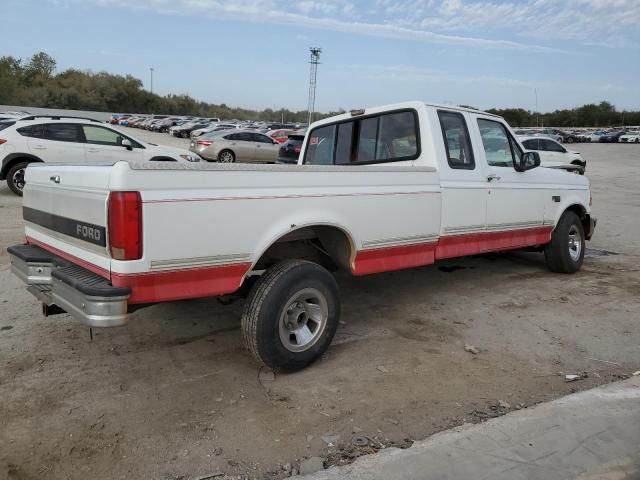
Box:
<box><xmin>8</xmin><ymin>102</ymin><xmax>596</xmax><ymax>371</ymax></box>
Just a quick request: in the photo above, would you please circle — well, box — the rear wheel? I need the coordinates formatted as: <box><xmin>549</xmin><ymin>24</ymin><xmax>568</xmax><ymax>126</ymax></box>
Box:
<box><xmin>218</xmin><ymin>150</ymin><xmax>235</xmax><ymax>163</ymax></box>
<box><xmin>7</xmin><ymin>161</ymin><xmax>30</xmax><ymax>196</ymax></box>
<box><xmin>544</xmin><ymin>211</ymin><xmax>585</xmax><ymax>273</ymax></box>
<box><xmin>241</xmin><ymin>260</ymin><xmax>340</xmax><ymax>371</ymax></box>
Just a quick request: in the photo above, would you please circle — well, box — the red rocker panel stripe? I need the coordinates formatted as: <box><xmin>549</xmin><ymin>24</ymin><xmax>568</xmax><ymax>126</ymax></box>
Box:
<box><xmin>111</xmin><ymin>263</ymin><xmax>252</xmax><ymax>304</ymax></box>
<box><xmin>352</xmin><ymin>226</ymin><xmax>554</xmax><ymax>275</ymax></box>
<box><xmin>435</xmin><ymin>226</ymin><xmax>553</xmax><ymax>260</ymax></box>
<box><xmin>352</xmin><ymin>242</ymin><xmax>437</xmax><ymax>276</ymax></box>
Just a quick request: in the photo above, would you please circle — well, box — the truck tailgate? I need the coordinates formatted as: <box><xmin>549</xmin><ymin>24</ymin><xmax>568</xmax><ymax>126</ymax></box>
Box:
<box><xmin>22</xmin><ymin>163</ymin><xmax>113</xmax><ymax>278</ymax></box>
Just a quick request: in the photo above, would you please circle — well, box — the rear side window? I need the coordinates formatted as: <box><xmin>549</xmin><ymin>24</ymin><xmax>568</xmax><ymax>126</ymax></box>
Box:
<box><xmin>304</xmin><ymin>109</ymin><xmax>419</xmax><ymax>165</ymax></box>
<box><xmin>305</xmin><ymin>124</ymin><xmax>336</xmax><ymax>165</ymax></box>
<box><xmin>17</xmin><ymin>124</ymin><xmax>46</xmax><ymax>138</ymax></box>
<box><xmin>437</xmin><ymin>111</ymin><xmax>475</xmax><ymax>170</ymax></box>
<box><xmin>1</xmin><ymin>121</ymin><xmax>16</xmax><ymax>132</ymax></box>
<box><xmin>44</xmin><ymin>123</ymin><xmax>83</xmax><ymax>143</ymax></box>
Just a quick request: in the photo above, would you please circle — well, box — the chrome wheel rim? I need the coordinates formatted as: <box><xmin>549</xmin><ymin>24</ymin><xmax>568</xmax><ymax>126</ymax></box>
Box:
<box><xmin>278</xmin><ymin>288</ymin><xmax>328</xmax><ymax>353</ymax></box>
<box><xmin>219</xmin><ymin>152</ymin><xmax>234</xmax><ymax>163</ymax></box>
<box><xmin>568</xmin><ymin>225</ymin><xmax>582</xmax><ymax>261</ymax></box>
<box><xmin>13</xmin><ymin>168</ymin><xmax>25</xmax><ymax>191</ymax></box>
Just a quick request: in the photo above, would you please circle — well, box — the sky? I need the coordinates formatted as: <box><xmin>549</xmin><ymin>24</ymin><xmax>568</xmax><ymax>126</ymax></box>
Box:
<box><xmin>1</xmin><ymin>0</ymin><xmax>639</xmax><ymax>113</ymax></box>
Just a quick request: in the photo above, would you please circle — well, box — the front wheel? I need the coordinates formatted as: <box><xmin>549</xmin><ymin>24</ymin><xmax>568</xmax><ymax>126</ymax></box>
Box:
<box><xmin>241</xmin><ymin>260</ymin><xmax>340</xmax><ymax>371</ymax></box>
<box><xmin>544</xmin><ymin>211</ymin><xmax>585</xmax><ymax>273</ymax></box>
<box><xmin>7</xmin><ymin>161</ymin><xmax>30</xmax><ymax>196</ymax></box>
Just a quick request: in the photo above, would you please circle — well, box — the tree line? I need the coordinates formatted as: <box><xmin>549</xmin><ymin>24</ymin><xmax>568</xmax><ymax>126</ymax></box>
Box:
<box><xmin>1</xmin><ymin>52</ymin><xmax>638</xmax><ymax>127</ymax></box>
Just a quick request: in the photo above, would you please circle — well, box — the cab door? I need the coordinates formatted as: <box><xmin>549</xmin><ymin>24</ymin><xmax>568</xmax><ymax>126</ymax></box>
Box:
<box><xmin>474</xmin><ymin>116</ymin><xmax>545</xmax><ymax>235</ymax></box>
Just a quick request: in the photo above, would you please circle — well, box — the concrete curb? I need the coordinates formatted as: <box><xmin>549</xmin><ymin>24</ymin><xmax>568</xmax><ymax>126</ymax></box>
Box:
<box><xmin>297</xmin><ymin>377</ymin><xmax>640</xmax><ymax>480</ymax></box>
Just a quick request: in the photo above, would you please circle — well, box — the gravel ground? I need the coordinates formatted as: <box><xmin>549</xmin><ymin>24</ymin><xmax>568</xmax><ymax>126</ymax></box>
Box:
<box><xmin>0</xmin><ymin>136</ymin><xmax>639</xmax><ymax>480</ymax></box>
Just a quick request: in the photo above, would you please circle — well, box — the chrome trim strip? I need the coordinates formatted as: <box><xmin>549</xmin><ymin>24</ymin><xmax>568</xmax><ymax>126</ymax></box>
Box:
<box><xmin>149</xmin><ymin>253</ymin><xmax>252</xmax><ymax>270</ymax></box>
<box><xmin>443</xmin><ymin>224</ymin><xmax>486</xmax><ymax>234</ymax></box>
<box><xmin>362</xmin><ymin>234</ymin><xmax>439</xmax><ymax>250</ymax></box>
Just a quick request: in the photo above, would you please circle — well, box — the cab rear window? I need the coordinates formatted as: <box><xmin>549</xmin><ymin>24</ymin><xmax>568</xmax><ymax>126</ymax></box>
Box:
<box><xmin>304</xmin><ymin>110</ymin><xmax>420</xmax><ymax>165</ymax></box>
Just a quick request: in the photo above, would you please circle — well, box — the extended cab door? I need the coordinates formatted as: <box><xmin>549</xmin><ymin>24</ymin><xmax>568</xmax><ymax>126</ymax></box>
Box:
<box><xmin>433</xmin><ymin>109</ymin><xmax>488</xmax><ymax>258</ymax></box>
<box><xmin>473</xmin><ymin>116</ymin><xmax>545</xmax><ymax>232</ymax></box>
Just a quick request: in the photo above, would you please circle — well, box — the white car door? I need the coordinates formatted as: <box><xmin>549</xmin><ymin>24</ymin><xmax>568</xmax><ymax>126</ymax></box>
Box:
<box><xmin>475</xmin><ymin>117</ymin><xmax>545</xmax><ymax>233</ymax></box>
<box><xmin>26</xmin><ymin>123</ymin><xmax>86</xmax><ymax>163</ymax></box>
<box><xmin>81</xmin><ymin>125</ymin><xmax>144</xmax><ymax>163</ymax></box>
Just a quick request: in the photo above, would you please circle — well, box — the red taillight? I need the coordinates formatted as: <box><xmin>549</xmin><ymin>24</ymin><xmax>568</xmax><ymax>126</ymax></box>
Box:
<box><xmin>108</xmin><ymin>191</ymin><xmax>142</xmax><ymax>261</ymax></box>
<box><xmin>196</xmin><ymin>140</ymin><xmax>213</xmax><ymax>147</ymax></box>
<box><xmin>0</xmin><ymin>139</ymin><xmax>7</xmax><ymax>145</ymax></box>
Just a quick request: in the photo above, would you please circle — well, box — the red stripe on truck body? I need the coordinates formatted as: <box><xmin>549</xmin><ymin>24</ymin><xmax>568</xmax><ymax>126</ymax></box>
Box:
<box><xmin>28</xmin><ymin>226</ymin><xmax>553</xmax><ymax>305</ymax></box>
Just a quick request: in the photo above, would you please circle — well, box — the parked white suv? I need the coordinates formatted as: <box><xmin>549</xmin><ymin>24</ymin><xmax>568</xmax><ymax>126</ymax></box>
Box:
<box><xmin>0</xmin><ymin>116</ymin><xmax>201</xmax><ymax>195</ymax></box>
<box><xmin>518</xmin><ymin>136</ymin><xmax>586</xmax><ymax>174</ymax></box>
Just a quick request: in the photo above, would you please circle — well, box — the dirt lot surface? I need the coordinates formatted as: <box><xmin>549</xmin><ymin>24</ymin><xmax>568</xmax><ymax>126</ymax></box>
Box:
<box><xmin>1</xmin><ymin>138</ymin><xmax>639</xmax><ymax>480</ymax></box>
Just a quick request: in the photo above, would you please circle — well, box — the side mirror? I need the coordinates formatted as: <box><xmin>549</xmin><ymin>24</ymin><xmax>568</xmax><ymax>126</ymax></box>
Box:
<box><xmin>121</xmin><ymin>138</ymin><xmax>133</xmax><ymax>151</ymax></box>
<box><xmin>516</xmin><ymin>151</ymin><xmax>540</xmax><ymax>172</ymax></box>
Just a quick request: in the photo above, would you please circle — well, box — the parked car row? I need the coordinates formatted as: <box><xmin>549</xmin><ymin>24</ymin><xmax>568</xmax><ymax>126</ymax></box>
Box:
<box><xmin>513</xmin><ymin>126</ymin><xmax>640</xmax><ymax>144</ymax></box>
<box><xmin>108</xmin><ymin>114</ymin><xmax>309</xmax><ymax>164</ymax></box>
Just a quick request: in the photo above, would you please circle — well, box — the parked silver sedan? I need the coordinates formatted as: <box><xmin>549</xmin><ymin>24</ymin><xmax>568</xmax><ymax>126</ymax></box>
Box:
<box><xmin>189</xmin><ymin>129</ymin><xmax>280</xmax><ymax>163</ymax></box>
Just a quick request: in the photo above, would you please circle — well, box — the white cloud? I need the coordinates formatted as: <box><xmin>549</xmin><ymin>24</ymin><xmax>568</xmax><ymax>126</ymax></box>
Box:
<box><xmin>375</xmin><ymin>0</ymin><xmax>640</xmax><ymax>48</ymax></box>
<box><xmin>64</xmin><ymin>0</ymin><xmax>579</xmax><ymax>53</ymax></box>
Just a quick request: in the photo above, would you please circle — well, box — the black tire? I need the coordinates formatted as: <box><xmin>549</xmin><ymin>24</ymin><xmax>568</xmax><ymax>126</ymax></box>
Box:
<box><xmin>218</xmin><ymin>150</ymin><xmax>235</xmax><ymax>163</ymax></box>
<box><xmin>241</xmin><ymin>259</ymin><xmax>340</xmax><ymax>372</ymax></box>
<box><xmin>566</xmin><ymin>137</ymin><xmax>574</xmax><ymax>143</ymax></box>
<box><xmin>544</xmin><ymin>211</ymin><xmax>585</xmax><ymax>273</ymax></box>
<box><xmin>7</xmin><ymin>161</ymin><xmax>30</xmax><ymax>196</ymax></box>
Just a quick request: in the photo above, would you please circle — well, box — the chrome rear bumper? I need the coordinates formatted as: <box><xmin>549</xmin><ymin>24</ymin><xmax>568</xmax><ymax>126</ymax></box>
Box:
<box><xmin>8</xmin><ymin>244</ymin><xmax>131</xmax><ymax>327</ymax></box>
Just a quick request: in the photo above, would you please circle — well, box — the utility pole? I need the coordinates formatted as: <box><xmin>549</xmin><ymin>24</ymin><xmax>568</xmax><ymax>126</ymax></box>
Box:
<box><xmin>150</xmin><ymin>67</ymin><xmax>154</xmax><ymax>94</ymax></box>
<box><xmin>534</xmin><ymin>88</ymin><xmax>539</xmax><ymax>127</ymax></box>
<box><xmin>307</xmin><ymin>47</ymin><xmax>322</xmax><ymax>126</ymax></box>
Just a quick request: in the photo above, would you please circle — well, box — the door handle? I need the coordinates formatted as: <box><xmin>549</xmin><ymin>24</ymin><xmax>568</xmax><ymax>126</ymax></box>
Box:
<box><xmin>87</xmin><ymin>148</ymin><xmax>100</xmax><ymax>153</ymax></box>
<box><xmin>487</xmin><ymin>174</ymin><xmax>501</xmax><ymax>182</ymax></box>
